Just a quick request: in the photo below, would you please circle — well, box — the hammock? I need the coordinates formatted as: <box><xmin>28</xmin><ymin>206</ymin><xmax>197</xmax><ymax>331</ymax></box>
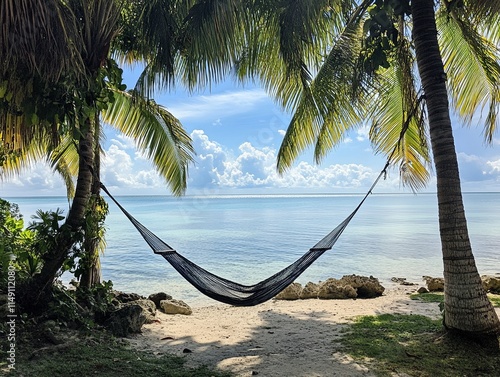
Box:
<box><xmin>100</xmin><ymin>165</ymin><xmax>387</xmax><ymax>306</ymax></box>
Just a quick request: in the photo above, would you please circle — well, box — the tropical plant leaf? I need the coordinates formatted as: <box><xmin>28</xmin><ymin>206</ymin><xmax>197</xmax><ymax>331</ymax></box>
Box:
<box><xmin>437</xmin><ymin>6</ymin><xmax>500</xmax><ymax>142</ymax></box>
<box><xmin>101</xmin><ymin>89</ymin><xmax>195</xmax><ymax>195</ymax></box>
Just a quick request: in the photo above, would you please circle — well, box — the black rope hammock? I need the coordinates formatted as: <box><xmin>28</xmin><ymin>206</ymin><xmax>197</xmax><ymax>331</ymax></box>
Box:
<box><xmin>100</xmin><ymin>161</ymin><xmax>389</xmax><ymax>307</ymax></box>
<box><xmin>100</xmin><ymin>94</ymin><xmax>421</xmax><ymax>306</ymax></box>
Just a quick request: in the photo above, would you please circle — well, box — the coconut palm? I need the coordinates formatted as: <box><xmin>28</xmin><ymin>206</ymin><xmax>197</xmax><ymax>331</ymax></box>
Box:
<box><xmin>238</xmin><ymin>0</ymin><xmax>500</xmax><ymax>341</ymax></box>
<box><xmin>0</xmin><ymin>0</ymin><xmax>194</xmax><ymax>298</ymax></box>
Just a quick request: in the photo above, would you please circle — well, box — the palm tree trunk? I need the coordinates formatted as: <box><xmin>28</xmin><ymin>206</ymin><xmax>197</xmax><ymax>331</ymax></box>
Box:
<box><xmin>79</xmin><ymin>116</ymin><xmax>102</xmax><ymax>289</ymax></box>
<box><xmin>20</xmin><ymin>118</ymin><xmax>95</xmax><ymax>308</ymax></box>
<box><xmin>411</xmin><ymin>0</ymin><xmax>500</xmax><ymax>343</ymax></box>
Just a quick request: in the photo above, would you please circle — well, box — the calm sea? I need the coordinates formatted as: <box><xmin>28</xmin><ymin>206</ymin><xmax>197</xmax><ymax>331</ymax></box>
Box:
<box><xmin>5</xmin><ymin>192</ymin><xmax>500</xmax><ymax>307</ymax></box>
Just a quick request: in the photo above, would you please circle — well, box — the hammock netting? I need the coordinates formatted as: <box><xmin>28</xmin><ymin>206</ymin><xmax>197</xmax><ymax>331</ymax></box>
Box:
<box><xmin>100</xmin><ymin>166</ymin><xmax>384</xmax><ymax>306</ymax></box>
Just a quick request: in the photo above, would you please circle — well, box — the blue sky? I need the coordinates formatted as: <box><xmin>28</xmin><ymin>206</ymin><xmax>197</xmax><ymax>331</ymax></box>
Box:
<box><xmin>2</xmin><ymin>66</ymin><xmax>500</xmax><ymax>197</ymax></box>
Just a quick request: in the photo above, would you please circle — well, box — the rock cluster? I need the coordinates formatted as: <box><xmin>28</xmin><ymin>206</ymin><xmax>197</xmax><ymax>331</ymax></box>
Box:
<box><xmin>420</xmin><ymin>275</ymin><xmax>500</xmax><ymax>294</ymax></box>
<box><xmin>274</xmin><ymin>275</ymin><xmax>385</xmax><ymax>300</ymax></box>
<box><xmin>104</xmin><ymin>291</ymin><xmax>192</xmax><ymax>337</ymax></box>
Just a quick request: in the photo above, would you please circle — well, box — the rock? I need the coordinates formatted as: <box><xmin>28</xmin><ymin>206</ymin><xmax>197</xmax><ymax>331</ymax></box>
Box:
<box><xmin>105</xmin><ymin>304</ymin><xmax>146</xmax><ymax>337</ymax></box>
<box><xmin>422</xmin><ymin>276</ymin><xmax>444</xmax><ymax>292</ymax></box>
<box><xmin>113</xmin><ymin>291</ymin><xmax>146</xmax><ymax>303</ymax></box>
<box><xmin>274</xmin><ymin>283</ymin><xmax>303</xmax><ymax>300</ymax></box>
<box><xmin>391</xmin><ymin>277</ymin><xmax>415</xmax><ymax>286</ymax></box>
<box><xmin>148</xmin><ymin>292</ymin><xmax>172</xmax><ymax>309</ymax></box>
<box><xmin>133</xmin><ymin>299</ymin><xmax>157</xmax><ymax>324</ymax></box>
<box><xmin>481</xmin><ymin>275</ymin><xmax>500</xmax><ymax>294</ymax></box>
<box><xmin>339</xmin><ymin>275</ymin><xmax>385</xmax><ymax>298</ymax></box>
<box><xmin>300</xmin><ymin>282</ymin><xmax>320</xmax><ymax>299</ymax></box>
<box><xmin>160</xmin><ymin>299</ymin><xmax>192</xmax><ymax>315</ymax></box>
<box><xmin>417</xmin><ymin>286</ymin><xmax>429</xmax><ymax>294</ymax></box>
<box><xmin>318</xmin><ymin>278</ymin><xmax>357</xmax><ymax>299</ymax></box>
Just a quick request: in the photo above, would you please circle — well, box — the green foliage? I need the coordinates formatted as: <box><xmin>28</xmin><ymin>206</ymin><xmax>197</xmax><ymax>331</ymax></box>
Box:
<box><xmin>48</xmin><ymin>280</ymin><xmax>115</xmax><ymax>329</ymax></box>
<box><xmin>488</xmin><ymin>294</ymin><xmax>500</xmax><ymax>307</ymax></box>
<box><xmin>0</xmin><ymin>199</ymin><xmax>38</xmax><ymax>286</ymax></box>
<box><xmin>361</xmin><ymin>0</ymin><xmax>411</xmax><ymax>73</ymax></box>
<box><xmin>341</xmin><ymin>313</ymin><xmax>500</xmax><ymax>376</ymax></box>
<box><xmin>410</xmin><ymin>292</ymin><xmax>445</xmax><ymax>303</ymax></box>
<box><xmin>75</xmin><ymin>195</ymin><xmax>109</xmax><ymax>281</ymax></box>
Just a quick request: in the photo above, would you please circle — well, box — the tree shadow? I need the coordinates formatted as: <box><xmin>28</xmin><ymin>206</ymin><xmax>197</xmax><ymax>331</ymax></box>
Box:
<box><xmin>130</xmin><ymin>296</ymin><xmax>442</xmax><ymax>376</ymax></box>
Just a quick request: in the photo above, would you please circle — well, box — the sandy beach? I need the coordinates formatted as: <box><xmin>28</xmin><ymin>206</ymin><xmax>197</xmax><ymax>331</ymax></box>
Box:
<box><xmin>128</xmin><ymin>286</ymin><xmax>449</xmax><ymax>377</ymax></box>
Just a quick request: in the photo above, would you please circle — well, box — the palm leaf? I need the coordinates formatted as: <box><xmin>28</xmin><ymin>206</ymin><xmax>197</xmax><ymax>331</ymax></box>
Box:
<box><xmin>176</xmin><ymin>0</ymin><xmax>247</xmax><ymax>91</ymax></box>
<box><xmin>437</xmin><ymin>6</ymin><xmax>500</xmax><ymax>142</ymax></box>
<box><xmin>369</xmin><ymin>38</ymin><xmax>431</xmax><ymax>191</ymax></box>
<box><xmin>277</xmin><ymin>6</ymin><xmax>368</xmax><ymax>172</ymax></box>
<box><xmin>101</xmin><ymin>89</ymin><xmax>195</xmax><ymax>195</ymax></box>
<box><xmin>0</xmin><ymin>0</ymin><xmax>84</xmax><ymax>81</ymax></box>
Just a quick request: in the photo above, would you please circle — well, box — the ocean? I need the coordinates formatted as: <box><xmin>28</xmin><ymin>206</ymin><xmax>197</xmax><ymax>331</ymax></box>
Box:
<box><xmin>5</xmin><ymin>192</ymin><xmax>500</xmax><ymax>307</ymax></box>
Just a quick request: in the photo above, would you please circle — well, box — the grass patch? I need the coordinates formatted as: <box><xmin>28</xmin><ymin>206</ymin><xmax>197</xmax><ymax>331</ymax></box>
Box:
<box><xmin>488</xmin><ymin>294</ymin><xmax>500</xmax><ymax>307</ymax></box>
<box><xmin>410</xmin><ymin>292</ymin><xmax>500</xmax><ymax>307</ymax></box>
<box><xmin>340</xmin><ymin>314</ymin><xmax>500</xmax><ymax>377</ymax></box>
<box><xmin>2</xmin><ymin>331</ymin><xmax>230</xmax><ymax>377</ymax></box>
<box><xmin>410</xmin><ymin>292</ymin><xmax>444</xmax><ymax>303</ymax></box>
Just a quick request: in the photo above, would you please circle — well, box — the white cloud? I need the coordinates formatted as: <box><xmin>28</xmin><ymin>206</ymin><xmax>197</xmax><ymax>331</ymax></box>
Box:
<box><xmin>101</xmin><ymin>145</ymin><xmax>162</xmax><ymax>190</ymax></box>
<box><xmin>110</xmin><ymin>134</ymin><xmax>135</xmax><ymax>149</ymax></box>
<box><xmin>165</xmin><ymin>89</ymin><xmax>269</xmax><ymax>120</ymax></box>
<box><xmin>356</xmin><ymin>124</ymin><xmax>370</xmax><ymax>142</ymax></box>
<box><xmin>187</xmin><ymin>130</ymin><xmax>386</xmax><ymax>192</ymax></box>
<box><xmin>1</xmin><ymin>162</ymin><xmax>66</xmax><ymax>196</ymax></box>
<box><xmin>486</xmin><ymin>159</ymin><xmax>500</xmax><ymax>173</ymax></box>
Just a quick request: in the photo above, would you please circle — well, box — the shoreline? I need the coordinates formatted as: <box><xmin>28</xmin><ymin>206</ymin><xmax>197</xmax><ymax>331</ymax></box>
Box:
<box><xmin>128</xmin><ymin>286</ymin><xmax>452</xmax><ymax>377</ymax></box>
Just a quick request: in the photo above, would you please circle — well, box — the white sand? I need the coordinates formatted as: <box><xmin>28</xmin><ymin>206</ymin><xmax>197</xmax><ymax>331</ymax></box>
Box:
<box><xmin>127</xmin><ymin>286</ymin><xmax>458</xmax><ymax>376</ymax></box>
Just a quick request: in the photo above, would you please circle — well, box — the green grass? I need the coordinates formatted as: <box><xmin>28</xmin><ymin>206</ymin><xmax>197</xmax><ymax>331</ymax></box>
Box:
<box><xmin>2</xmin><ymin>332</ymin><xmax>230</xmax><ymax>377</ymax></box>
<box><xmin>340</xmin><ymin>314</ymin><xmax>500</xmax><ymax>377</ymax></box>
<box><xmin>488</xmin><ymin>294</ymin><xmax>500</xmax><ymax>307</ymax></box>
<box><xmin>410</xmin><ymin>292</ymin><xmax>444</xmax><ymax>303</ymax></box>
<box><xmin>410</xmin><ymin>292</ymin><xmax>500</xmax><ymax>307</ymax></box>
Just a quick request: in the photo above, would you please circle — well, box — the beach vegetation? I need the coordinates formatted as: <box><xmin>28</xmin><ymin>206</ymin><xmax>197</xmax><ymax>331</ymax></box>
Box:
<box><xmin>0</xmin><ymin>0</ymin><xmax>194</xmax><ymax>310</ymax></box>
<box><xmin>1</xmin><ymin>326</ymin><xmax>230</xmax><ymax>377</ymax></box>
<box><xmin>411</xmin><ymin>292</ymin><xmax>500</xmax><ymax>308</ymax></box>
<box><xmin>341</xmin><ymin>313</ymin><xmax>500</xmax><ymax>376</ymax></box>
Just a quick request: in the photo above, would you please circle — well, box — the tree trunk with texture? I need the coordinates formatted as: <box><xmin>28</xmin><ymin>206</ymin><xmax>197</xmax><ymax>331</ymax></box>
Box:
<box><xmin>20</xmin><ymin>119</ymin><xmax>95</xmax><ymax>310</ymax></box>
<box><xmin>411</xmin><ymin>0</ymin><xmax>500</xmax><ymax>343</ymax></box>
<box><xmin>79</xmin><ymin>117</ymin><xmax>102</xmax><ymax>289</ymax></box>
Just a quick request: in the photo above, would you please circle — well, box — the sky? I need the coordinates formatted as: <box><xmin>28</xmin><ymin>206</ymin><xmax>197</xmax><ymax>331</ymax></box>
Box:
<box><xmin>1</xmin><ymin>66</ymin><xmax>500</xmax><ymax>197</ymax></box>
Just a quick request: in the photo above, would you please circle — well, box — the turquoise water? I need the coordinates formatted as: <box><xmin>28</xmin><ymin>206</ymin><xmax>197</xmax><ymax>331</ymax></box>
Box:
<box><xmin>6</xmin><ymin>192</ymin><xmax>500</xmax><ymax>306</ymax></box>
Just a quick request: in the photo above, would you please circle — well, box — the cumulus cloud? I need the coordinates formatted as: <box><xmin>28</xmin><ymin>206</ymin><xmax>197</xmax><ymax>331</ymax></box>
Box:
<box><xmin>1</xmin><ymin>129</ymin><xmax>436</xmax><ymax>196</ymax></box>
<box><xmin>1</xmin><ymin>162</ymin><xmax>66</xmax><ymax>196</ymax></box>
<box><xmin>187</xmin><ymin>129</ymin><xmax>383</xmax><ymax>192</ymax></box>
<box><xmin>101</xmin><ymin>144</ymin><xmax>162</xmax><ymax>190</ymax></box>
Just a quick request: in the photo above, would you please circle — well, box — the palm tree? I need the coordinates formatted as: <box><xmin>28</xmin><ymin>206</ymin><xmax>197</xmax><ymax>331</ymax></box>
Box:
<box><xmin>242</xmin><ymin>0</ymin><xmax>500</xmax><ymax>342</ymax></box>
<box><xmin>1</xmin><ymin>0</ymin><xmax>194</xmax><ymax>300</ymax></box>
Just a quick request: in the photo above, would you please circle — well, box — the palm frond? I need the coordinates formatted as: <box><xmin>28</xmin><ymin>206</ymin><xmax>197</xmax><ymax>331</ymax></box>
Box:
<box><xmin>101</xmin><ymin>89</ymin><xmax>195</xmax><ymax>195</ymax></box>
<box><xmin>176</xmin><ymin>0</ymin><xmax>247</xmax><ymax>91</ymax></box>
<box><xmin>464</xmin><ymin>0</ymin><xmax>500</xmax><ymax>20</ymax></box>
<box><xmin>369</xmin><ymin>38</ymin><xmax>431</xmax><ymax>191</ymax></box>
<box><xmin>0</xmin><ymin>0</ymin><xmax>84</xmax><ymax>81</ymax></box>
<box><xmin>277</xmin><ymin>8</ymin><xmax>368</xmax><ymax>172</ymax></box>
<box><xmin>74</xmin><ymin>0</ymin><xmax>122</xmax><ymax>72</ymax></box>
<box><xmin>437</xmin><ymin>7</ymin><xmax>500</xmax><ymax>142</ymax></box>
